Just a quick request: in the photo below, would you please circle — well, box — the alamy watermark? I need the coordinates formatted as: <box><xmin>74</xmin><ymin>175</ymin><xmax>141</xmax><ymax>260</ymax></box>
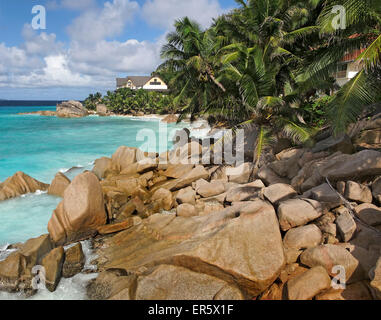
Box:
<box><xmin>135</xmin><ymin>125</ymin><xmax>246</xmax><ymax>169</ymax></box>
<box><xmin>331</xmin><ymin>265</ymin><xmax>346</xmax><ymax>290</ymax></box>
<box><xmin>332</xmin><ymin>5</ymin><xmax>346</xmax><ymax>30</ymax></box>
<box><xmin>31</xmin><ymin>5</ymin><xmax>46</xmax><ymax>30</ymax></box>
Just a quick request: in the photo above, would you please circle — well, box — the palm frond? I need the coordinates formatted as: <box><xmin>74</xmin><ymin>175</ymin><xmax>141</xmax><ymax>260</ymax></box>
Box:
<box><xmin>327</xmin><ymin>70</ymin><xmax>378</xmax><ymax>134</ymax></box>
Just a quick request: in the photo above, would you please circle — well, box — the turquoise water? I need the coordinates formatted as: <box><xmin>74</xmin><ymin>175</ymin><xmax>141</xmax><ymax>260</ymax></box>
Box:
<box><xmin>0</xmin><ymin>106</ymin><xmax>183</xmax><ymax>246</ymax></box>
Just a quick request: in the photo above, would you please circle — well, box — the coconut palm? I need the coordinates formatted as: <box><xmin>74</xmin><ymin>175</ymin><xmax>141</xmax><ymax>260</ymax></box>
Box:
<box><xmin>210</xmin><ymin>0</ymin><xmax>324</xmax><ymax>160</ymax></box>
<box><xmin>158</xmin><ymin>17</ymin><xmax>228</xmax><ymax>120</ymax></box>
<box><xmin>303</xmin><ymin>0</ymin><xmax>381</xmax><ymax>134</ymax></box>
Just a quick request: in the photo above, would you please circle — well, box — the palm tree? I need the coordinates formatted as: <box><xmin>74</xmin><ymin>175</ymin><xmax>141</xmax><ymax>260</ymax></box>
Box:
<box><xmin>304</xmin><ymin>0</ymin><xmax>381</xmax><ymax>134</ymax></box>
<box><xmin>84</xmin><ymin>92</ymin><xmax>103</xmax><ymax>110</ymax></box>
<box><xmin>158</xmin><ymin>17</ymin><xmax>227</xmax><ymax>120</ymax></box>
<box><xmin>211</xmin><ymin>0</ymin><xmax>324</xmax><ymax>161</ymax></box>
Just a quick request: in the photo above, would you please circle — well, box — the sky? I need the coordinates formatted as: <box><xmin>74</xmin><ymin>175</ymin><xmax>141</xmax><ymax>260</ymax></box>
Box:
<box><xmin>0</xmin><ymin>0</ymin><xmax>237</xmax><ymax>100</ymax></box>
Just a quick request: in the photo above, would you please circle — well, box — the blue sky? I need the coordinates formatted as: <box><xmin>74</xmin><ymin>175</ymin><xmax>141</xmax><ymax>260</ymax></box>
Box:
<box><xmin>0</xmin><ymin>0</ymin><xmax>237</xmax><ymax>100</ymax></box>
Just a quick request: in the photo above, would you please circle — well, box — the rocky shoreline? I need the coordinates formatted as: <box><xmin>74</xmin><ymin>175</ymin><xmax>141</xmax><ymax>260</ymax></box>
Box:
<box><xmin>1</xmin><ymin>108</ymin><xmax>381</xmax><ymax>300</ymax></box>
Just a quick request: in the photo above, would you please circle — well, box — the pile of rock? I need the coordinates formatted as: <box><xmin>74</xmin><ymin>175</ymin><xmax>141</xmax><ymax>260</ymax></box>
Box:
<box><xmin>82</xmin><ymin>139</ymin><xmax>381</xmax><ymax>300</ymax></box>
<box><xmin>56</xmin><ymin>101</ymin><xmax>89</xmax><ymax>118</ymax></box>
<box><xmin>1</xmin><ymin>120</ymin><xmax>381</xmax><ymax>300</ymax></box>
<box><xmin>0</xmin><ymin>235</ymin><xmax>86</xmax><ymax>295</ymax></box>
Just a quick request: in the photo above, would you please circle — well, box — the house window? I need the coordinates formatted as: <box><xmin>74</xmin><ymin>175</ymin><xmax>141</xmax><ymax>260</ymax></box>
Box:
<box><xmin>150</xmin><ymin>79</ymin><xmax>161</xmax><ymax>86</ymax></box>
<box><xmin>335</xmin><ymin>63</ymin><xmax>348</xmax><ymax>79</ymax></box>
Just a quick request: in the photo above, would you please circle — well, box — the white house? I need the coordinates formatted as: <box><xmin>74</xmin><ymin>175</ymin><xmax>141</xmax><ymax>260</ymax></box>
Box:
<box><xmin>333</xmin><ymin>48</ymin><xmax>364</xmax><ymax>87</ymax></box>
<box><xmin>116</xmin><ymin>76</ymin><xmax>168</xmax><ymax>91</ymax></box>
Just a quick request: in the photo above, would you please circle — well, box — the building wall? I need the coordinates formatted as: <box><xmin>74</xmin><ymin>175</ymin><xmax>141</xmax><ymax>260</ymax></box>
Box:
<box><xmin>143</xmin><ymin>77</ymin><xmax>168</xmax><ymax>90</ymax></box>
<box><xmin>335</xmin><ymin>60</ymin><xmax>363</xmax><ymax>87</ymax></box>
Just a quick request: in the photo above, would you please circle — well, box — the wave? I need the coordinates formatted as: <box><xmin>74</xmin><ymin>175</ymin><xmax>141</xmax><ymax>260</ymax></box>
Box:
<box><xmin>20</xmin><ymin>190</ymin><xmax>48</xmax><ymax>198</ymax></box>
<box><xmin>0</xmin><ymin>244</ymin><xmax>16</xmax><ymax>262</ymax></box>
<box><xmin>59</xmin><ymin>165</ymin><xmax>85</xmax><ymax>174</ymax></box>
<box><xmin>0</xmin><ymin>240</ymin><xmax>98</xmax><ymax>300</ymax></box>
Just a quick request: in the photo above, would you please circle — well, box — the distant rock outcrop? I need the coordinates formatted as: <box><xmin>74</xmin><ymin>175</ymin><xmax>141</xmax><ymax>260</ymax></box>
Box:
<box><xmin>161</xmin><ymin>114</ymin><xmax>178</xmax><ymax>123</ymax></box>
<box><xmin>96</xmin><ymin>104</ymin><xmax>110</xmax><ymax>117</ymax></box>
<box><xmin>18</xmin><ymin>111</ymin><xmax>57</xmax><ymax>116</ymax></box>
<box><xmin>0</xmin><ymin>172</ymin><xmax>49</xmax><ymax>201</ymax></box>
<box><xmin>57</xmin><ymin>101</ymin><xmax>89</xmax><ymax>118</ymax></box>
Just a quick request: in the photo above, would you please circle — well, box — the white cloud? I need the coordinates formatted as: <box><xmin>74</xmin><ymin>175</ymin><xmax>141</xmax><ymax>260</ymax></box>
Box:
<box><xmin>15</xmin><ymin>55</ymin><xmax>94</xmax><ymax>88</ymax></box>
<box><xmin>21</xmin><ymin>24</ymin><xmax>64</xmax><ymax>56</ymax></box>
<box><xmin>46</xmin><ymin>0</ymin><xmax>97</xmax><ymax>11</ymax></box>
<box><xmin>142</xmin><ymin>0</ymin><xmax>225</xmax><ymax>30</ymax></box>
<box><xmin>69</xmin><ymin>39</ymin><xmax>160</xmax><ymax>76</ymax></box>
<box><xmin>0</xmin><ymin>0</ymin><xmax>230</xmax><ymax>98</ymax></box>
<box><xmin>67</xmin><ymin>0</ymin><xmax>139</xmax><ymax>43</ymax></box>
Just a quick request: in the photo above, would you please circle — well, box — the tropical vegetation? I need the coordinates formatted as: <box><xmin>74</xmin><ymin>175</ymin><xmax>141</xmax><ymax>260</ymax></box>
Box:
<box><xmin>85</xmin><ymin>88</ymin><xmax>177</xmax><ymax>115</ymax></box>
<box><xmin>156</xmin><ymin>0</ymin><xmax>381</xmax><ymax>158</ymax></box>
<box><xmin>85</xmin><ymin>0</ymin><xmax>380</xmax><ymax>160</ymax></box>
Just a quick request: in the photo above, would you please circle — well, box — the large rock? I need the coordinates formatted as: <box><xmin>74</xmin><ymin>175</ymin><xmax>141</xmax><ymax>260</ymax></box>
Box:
<box><xmin>177</xmin><ymin>204</ymin><xmax>198</xmax><ymax>217</ymax></box>
<box><xmin>194</xmin><ymin>179</ymin><xmax>225</xmax><ymax>198</ymax></box>
<box><xmin>316</xmin><ymin>281</ymin><xmax>375</xmax><ymax>300</ymax></box>
<box><xmin>269</xmin><ymin>149</ymin><xmax>304</xmax><ymax>180</ymax></box>
<box><xmin>87</xmin><ymin>269</ymin><xmax>135</xmax><ymax>300</ymax></box>
<box><xmin>335</xmin><ymin>208</ymin><xmax>357</xmax><ymax>242</ymax></box>
<box><xmin>176</xmin><ymin>187</ymin><xmax>196</xmax><ymax>205</ymax></box>
<box><xmin>370</xmin><ymin>257</ymin><xmax>381</xmax><ymax>299</ymax></box>
<box><xmin>263</xmin><ymin>183</ymin><xmax>297</xmax><ymax>205</ymax></box>
<box><xmin>226</xmin><ymin>163</ymin><xmax>253</xmax><ymax>184</ymax></box>
<box><xmin>162</xmin><ymin>164</ymin><xmax>195</xmax><ymax>179</ymax></box>
<box><xmin>111</xmin><ymin>147</ymin><xmax>137</xmax><ymax>173</ymax></box>
<box><xmin>94</xmin><ymin>200</ymin><xmax>285</xmax><ymax>298</ymax></box>
<box><xmin>96</xmin><ymin>217</ymin><xmax>141</xmax><ymax>236</ymax></box>
<box><xmin>354</xmin><ymin>203</ymin><xmax>381</xmax><ymax>227</ymax></box>
<box><xmin>174</xmin><ymin>165</ymin><xmax>209</xmax><ymax>190</ymax></box>
<box><xmin>48</xmin><ymin>172</ymin><xmax>107</xmax><ymax>245</ymax></box>
<box><xmin>0</xmin><ymin>252</ymin><xmax>25</xmax><ymax>292</ymax></box>
<box><xmin>0</xmin><ymin>171</ymin><xmax>49</xmax><ymax>201</ymax></box>
<box><xmin>19</xmin><ymin>234</ymin><xmax>53</xmax><ymax>270</ymax></box>
<box><xmin>343</xmin><ymin>181</ymin><xmax>372</xmax><ymax>203</ymax></box>
<box><xmin>225</xmin><ymin>180</ymin><xmax>264</xmax><ymax>203</ymax></box>
<box><xmin>283</xmin><ymin>225</ymin><xmax>322</xmax><ymax>250</ymax></box>
<box><xmin>312</xmin><ymin>134</ymin><xmax>354</xmax><ymax>154</ymax></box>
<box><xmin>171</xmin><ymin>141</ymin><xmax>202</xmax><ymax>164</ymax></box>
<box><xmin>372</xmin><ymin>177</ymin><xmax>381</xmax><ymax>204</ymax></box>
<box><xmin>62</xmin><ymin>243</ymin><xmax>85</xmax><ymax>278</ymax></box>
<box><xmin>277</xmin><ymin>199</ymin><xmax>323</xmax><ymax>231</ymax></box>
<box><xmin>292</xmin><ymin>150</ymin><xmax>381</xmax><ymax>193</ymax></box>
<box><xmin>355</xmin><ymin>128</ymin><xmax>381</xmax><ymax>150</ymax></box>
<box><xmin>135</xmin><ymin>265</ymin><xmax>244</xmax><ymax>300</ymax></box>
<box><xmin>92</xmin><ymin>157</ymin><xmax>113</xmax><ymax>180</ymax></box>
<box><xmin>41</xmin><ymin>247</ymin><xmax>65</xmax><ymax>292</ymax></box>
<box><xmin>287</xmin><ymin>266</ymin><xmax>331</xmax><ymax>300</ymax></box>
<box><xmin>48</xmin><ymin>172</ymin><xmax>71</xmax><ymax>197</ymax></box>
<box><xmin>151</xmin><ymin>188</ymin><xmax>174</xmax><ymax>211</ymax></box>
<box><xmin>300</xmin><ymin>244</ymin><xmax>366</xmax><ymax>283</ymax></box>
<box><xmin>96</xmin><ymin>104</ymin><xmax>110</xmax><ymax>117</ymax></box>
<box><xmin>57</xmin><ymin>101</ymin><xmax>88</xmax><ymax>118</ymax></box>
<box><xmin>0</xmin><ymin>234</ymin><xmax>53</xmax><ymax>292</ymax></box>
<box><xmin>303</xmin><ymin>183</ymin><xmax>342</xmax><ymax>209</ymax></box>
<box><xmin>258</xmin><ymin>166</ymin><xmax>290</xmax><ymax>186</ymax></box>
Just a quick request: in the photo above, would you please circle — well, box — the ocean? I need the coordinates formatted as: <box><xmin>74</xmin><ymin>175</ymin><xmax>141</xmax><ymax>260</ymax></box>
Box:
<box><xmin>0</xmin><ymin>105</ymin><xmax>186</xmax><ymax>247</ymax></box>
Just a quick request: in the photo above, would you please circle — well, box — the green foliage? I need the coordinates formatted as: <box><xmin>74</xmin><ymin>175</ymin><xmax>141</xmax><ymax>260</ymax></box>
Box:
<box><xmin>300</xmin><ymin>95</ymin><xmax>334</xmax><ymax>127</ymax></box>
<box><xmin>83</xmin><ymin>92</ymin><xmax>102</xmax><ymax>110</ymax></box>
<box><xmin>84</xmin><ymin>89</ymin><xmax>177</xmax><ymax>115</ymax></box>
<box><xmin>156</xmin><ymin>0</ymin><xmax>381</xmax><ymax>143</ymax></box>
<box><xmin>84</xmin><ymin>0</ymin><xmax>381</xmax><ymax>144</ymax></box>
